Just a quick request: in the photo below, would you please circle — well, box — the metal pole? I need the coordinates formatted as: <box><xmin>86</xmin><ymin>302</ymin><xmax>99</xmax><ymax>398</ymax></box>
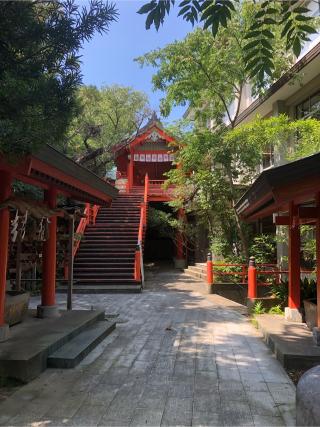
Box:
<box><xmin>67</xmin><ymin>215</ymin><xmax>75</xmax><ymax>310</ymax></box>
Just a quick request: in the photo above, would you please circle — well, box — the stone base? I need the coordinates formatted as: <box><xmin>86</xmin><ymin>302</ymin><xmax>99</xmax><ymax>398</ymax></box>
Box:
<box><xmin>285</xmin><ymin>307</ymin><xmax>303</xmax><ymax>322</ymax></box>
<box><xmin>312</xmin><ymin>327</ymin><xmax>320</xmax><ymax>346</ymax></box>
<box><xmin>207</xmin><ymin>283</ymin><xmax>214</xmax><ymax>294</ymax></box>
<box><xmin>0</xmin><ymin>324</ymin><xmax>9</xmax><ymax>342</ymax></box>
<box><xmin>297</xmin><ymin>365</ymin><xmax>320</xmax><ymax>426</ymax></box>
<box><xmin>37</xmin><ymin>305</ymin><xmax>61</xmax><ymax>319</ymax></box>
<box><xmin>174</xmin><ymin>258</ymin><xmax>187</xmax><ymax>269</ymax></box>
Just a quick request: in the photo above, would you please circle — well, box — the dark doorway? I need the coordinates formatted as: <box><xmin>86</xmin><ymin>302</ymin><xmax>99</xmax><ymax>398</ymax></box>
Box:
<box><xmin>144</xmin><ymin>202</ymin><xmax>175</xmax><ymax>263</ymax></box>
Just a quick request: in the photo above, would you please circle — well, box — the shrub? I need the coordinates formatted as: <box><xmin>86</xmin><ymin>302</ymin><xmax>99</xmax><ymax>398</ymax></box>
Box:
<box><xmin>252</xmin><ymin>301</ymin><xmax>266</xmax><ymax>315</ymax></box>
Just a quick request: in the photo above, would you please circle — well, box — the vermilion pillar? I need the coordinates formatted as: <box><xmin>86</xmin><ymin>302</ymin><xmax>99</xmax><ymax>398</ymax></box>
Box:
<box><xmin>0</xmin><ymin>171</ymin><xmax>12</xmax><ymax>341</ymax></box>
<box><xmin>37</xmin><ymin>188</ymin><xmax>60</xmax><ymax>318</ymax></box>
<box><xmin>286</xmin><ymin>202</ymin><xmax>302</xmax><ymax>322</ymax></box>
<box><xmin>128</xmin><ymin>149</ymin><xmax>134</xmax><ymax>190</ymax></box>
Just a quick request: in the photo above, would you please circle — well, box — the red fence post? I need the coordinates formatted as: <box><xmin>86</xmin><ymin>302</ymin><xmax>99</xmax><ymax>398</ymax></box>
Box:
<box><xmin>134</xmin><ymin>245</ymin><xmax>141</xmax><ymax>282</ymax></box>
<box><xmin>207</xmin><ymin>252</ymin><xmax>213</xmax><ymax>285</ymax></box>
<box><xmin>248</xmin><ymin>256</ymin><xmax>257</xmax><ymax>299</ymax></box>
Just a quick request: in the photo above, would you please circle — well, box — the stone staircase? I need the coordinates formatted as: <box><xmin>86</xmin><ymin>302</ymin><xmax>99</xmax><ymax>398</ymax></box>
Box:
<box><xmin>73</xmin><ymin>193</ymin><xmax>145</xmax><ymax>292</ymax></box>
<box><xmin>183</xmin><ymin>262</ymin><xmax>207</xmax><ymax>281</ymax></box>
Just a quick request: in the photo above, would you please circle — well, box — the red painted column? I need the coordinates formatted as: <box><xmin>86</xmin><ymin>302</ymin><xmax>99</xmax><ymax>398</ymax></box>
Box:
<box><xmin>288</xmin><ymin>202</ymin><xmax>300</xmax><ymax>310</ymax></box>
<box><xmin>248</xmin><ymin>257</ymin><xmax>257</xmax><ymax>299</ymax></box>
<box><xmin>128</xmin><ymin>149</ymin><xmax>134</xmax><ymax>190</ymax></box>
<box><xmin>38</xmin><ymin>188</ymin><xmax>60</xmax><ymax>318</ymax></box>
<box><xmin>207</xmin><ymin>252</ymin><xmax>213</xmax><ymax>285</ymax></box>
<box><xmin>0</xmin><ymin>171</ymin><xmax>12</xmax><ymax>335</ymax></box>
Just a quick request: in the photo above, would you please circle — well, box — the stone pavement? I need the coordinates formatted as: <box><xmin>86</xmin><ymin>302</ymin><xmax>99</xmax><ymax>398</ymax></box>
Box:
<box><xmin>0</xmin><ymin>269</ymin><xmax>296</xmax><ymax>426</ymax></box>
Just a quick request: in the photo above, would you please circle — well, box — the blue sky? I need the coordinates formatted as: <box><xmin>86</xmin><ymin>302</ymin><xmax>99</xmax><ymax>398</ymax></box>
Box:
<box><xmin>80</xmin><ymin>0</ymin><xmax>192</xmax><ymax>124</ymax></box>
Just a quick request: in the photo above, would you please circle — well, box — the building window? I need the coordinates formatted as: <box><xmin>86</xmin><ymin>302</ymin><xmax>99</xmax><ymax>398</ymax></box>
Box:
<box><xmin>296</xmin><ymin>91</ymin><xmax>320</xmax><ymax>119</ymax></box>
<box><xmin>262</xmin><ymin>144</ymin><xmax>274</xmax><ymax>170</ymax></box>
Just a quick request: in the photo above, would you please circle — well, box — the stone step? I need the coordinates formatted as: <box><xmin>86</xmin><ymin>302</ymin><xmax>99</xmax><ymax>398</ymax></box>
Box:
<box><xmin>47</xmin><ymin>320</ymin><xmax>116</xmax><ymax>369</ymax></box>
<box><xmin>183</xmin><ymin>269</ymin><xmax>206</xmax><ymax>281</ymax></box>
<box><xmin>58</xmin><ymin>283</ymin><xmax>142</xmax><ymax>293</ymax></box>
<box><xmin>186</xmin><ymin>265</ymin><xmax>206</xmax><ymax>274</ymax></box>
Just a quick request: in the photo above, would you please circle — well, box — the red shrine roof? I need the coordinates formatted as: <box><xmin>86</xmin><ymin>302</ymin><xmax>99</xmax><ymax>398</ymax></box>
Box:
<box><xmin>235</xmin><ymin>152</ymin><xmax>320</xmax><ymax>221</ymax></box>
<box><xmin>113</xmin><ymin>114</ymin><xmax>175</xmax><ymax>156</ymax></box>
<box><xmin>0</xmin><ymin>145</ymin><xmax>118</xmax><ymax>205</ymax></box>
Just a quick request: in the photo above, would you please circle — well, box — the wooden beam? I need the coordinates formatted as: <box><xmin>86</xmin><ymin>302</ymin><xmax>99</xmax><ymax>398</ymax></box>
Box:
<box><xmin>298</xmin><ymin>206</ymin><xmax>319</xmax><ymax>219</ymax></box>
<box><xmin>274</xmin><ymin>216</ymin><xmax>289</xmax><ymax>226</ymax></box>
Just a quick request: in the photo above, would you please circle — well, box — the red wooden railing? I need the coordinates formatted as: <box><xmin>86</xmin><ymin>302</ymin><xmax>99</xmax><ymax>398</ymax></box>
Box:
<box><xmin>134</xmin><ymin>174</ymin><xmax>149</xmax><ymax>283</ymax></box>
<box><xmin>206</xmin><ymin>253</ymin><xmax>315</xmax><ymax>299</ymax></box>
<box><xmin>73</xmin><ymin>203</ymin><xmax>100</xmax><ymax>257</ymax></box>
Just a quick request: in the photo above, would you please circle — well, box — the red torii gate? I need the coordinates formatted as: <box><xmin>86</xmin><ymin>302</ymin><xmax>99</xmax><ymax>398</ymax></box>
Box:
<box><xmin>0</xmin><ymin>145</ymin><xmax>117</xmax><ymax>341</ymax></box>
<box><xmin>235</xmin><ymin>152</ymin><xmax>320</xmax><ymax>340</ymax></box>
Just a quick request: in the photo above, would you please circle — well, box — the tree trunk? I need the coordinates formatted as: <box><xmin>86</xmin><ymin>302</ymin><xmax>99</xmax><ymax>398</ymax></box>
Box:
<box><xmin>226</xmin><ymin>167</ymin><xmax>249</xmax><ymax>260</ymax></box>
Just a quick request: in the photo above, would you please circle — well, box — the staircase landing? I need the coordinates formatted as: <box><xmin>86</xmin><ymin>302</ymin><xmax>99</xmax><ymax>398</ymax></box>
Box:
<box><xmin>0</xmin><ymin>309</ymin><xmax>115</xmax><ymax>383</ymax></box>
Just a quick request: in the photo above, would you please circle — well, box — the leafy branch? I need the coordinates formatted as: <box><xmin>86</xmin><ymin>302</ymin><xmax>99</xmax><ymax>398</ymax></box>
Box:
<box><xmin>138</xmin><ymin>0</ymin><xmax>317</xmax><ymax>85</ymax></box>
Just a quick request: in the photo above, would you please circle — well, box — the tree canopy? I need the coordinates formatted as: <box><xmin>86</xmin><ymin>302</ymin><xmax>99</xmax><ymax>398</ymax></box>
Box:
<box><xmin>66</xmin><ymin>85</ymin><xmax>151</xmax><ymax>175</ymax></box>
<box><xmin>136</xmin><ymin>6</ymin><xmax>293</xmax><ymax>122</ymax></box>
<box><xmin>137</xmin><ymin>0</ymin><xmax>318</xmax><ymax>85</ymax></box>
<box><xmin>0</xmin><ymin>0</ymin><xmax>117</xmax><ymax>158</ymax></box>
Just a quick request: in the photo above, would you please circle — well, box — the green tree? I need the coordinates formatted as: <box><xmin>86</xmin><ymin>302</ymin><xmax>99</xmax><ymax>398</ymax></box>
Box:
<box><xmin>136</xmin><ymin>10</ymin><xmax>294</xmax><ymax>257</ymax></box>
<box><xmin>136</xmin><ymin>7</ymin><xmax>292</xmax><ymax>119</ymax></box>
<box><xmin>66</xmin><ymin>85</ymin><xmax>151</xmax><ymax>175</ymax></box>
<box><xmin>0</xmin><ymin>0</ymin><xmax>117</xmax><ymax>158</ymax></box>
<box><xmin>137</xmin><ymin>0</ymin><xmax>318</xmax><ymax>86</ymax></box>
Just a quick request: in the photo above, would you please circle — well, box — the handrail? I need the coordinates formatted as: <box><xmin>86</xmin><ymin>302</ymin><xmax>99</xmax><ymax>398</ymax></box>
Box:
<box><xmin>135</xmin><ymin>174</ymin><xmax>148</xmax><ymax>286</ymax></box>
<box><xmin>73</xmin><ymin>203</ymin><xmax>100</xmax><ymax>257</ymax></box>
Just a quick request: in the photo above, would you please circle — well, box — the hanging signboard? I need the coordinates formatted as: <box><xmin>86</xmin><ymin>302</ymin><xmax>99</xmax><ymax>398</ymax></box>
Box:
<box><xmin>133</xmin><ymin>153</ymin><xmax>174</xmax><ymax>162</ymax></box>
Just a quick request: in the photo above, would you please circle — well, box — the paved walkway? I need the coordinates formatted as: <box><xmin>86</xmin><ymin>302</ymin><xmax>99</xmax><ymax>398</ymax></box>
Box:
<box><xmin>0</xmin><ymin>270</ymin><xmax>295</xmax><ymax>426</ymax></box>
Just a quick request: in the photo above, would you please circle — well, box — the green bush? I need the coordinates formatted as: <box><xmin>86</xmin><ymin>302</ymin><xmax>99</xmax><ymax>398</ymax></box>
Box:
<box><xmin>252</xmin><ymin>301</ymin><xmax>266</xmax><ymax>315</ymax></box>
<box><xmin>271</xmin><ymin>277</ymin><xmax>317</xmax><ymax>307</ymax></box>
<box><xmin>268</xmin><ymin>305</ymin><xmax>284</xmax><ymax>315</ymax></box>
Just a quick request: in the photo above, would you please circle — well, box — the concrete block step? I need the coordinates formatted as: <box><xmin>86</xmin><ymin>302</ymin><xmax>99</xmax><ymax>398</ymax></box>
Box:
<box><xmin>86</xmin><ymin>224</ymin><xmax>139</xmax><ymax>229</ymax></box>
<box><xmin>183</xmin><ymin>269</ymin><xmax>206</xmax><ymax>281</ymax></box>
<box><xmin>47</xmin><ymin>320</ymin><xmax>116</xmax><ymax>368</ymax></box>
<box><xmin>76</xmin><ymin>250</ymin><xmax>136</xmax><ymax>255</ymax></box>
<box><xmin>57</xmin><ymin>284</ymin><xmax>142</xmax><ymax>293</ymax></box>
<box><xmin>74</xmin><ymin>273</ymin><xmax>134</xmax><ymax>279</ymax></box>
<box><xmin>186</xmin><ymin>265</ymin><xmax>206</xmax><ymax>274</ymax></box>
<box><xmin>75</xmin><ymin>256</ymin><xmax>135</xmax><ymax>261</ymax></box>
